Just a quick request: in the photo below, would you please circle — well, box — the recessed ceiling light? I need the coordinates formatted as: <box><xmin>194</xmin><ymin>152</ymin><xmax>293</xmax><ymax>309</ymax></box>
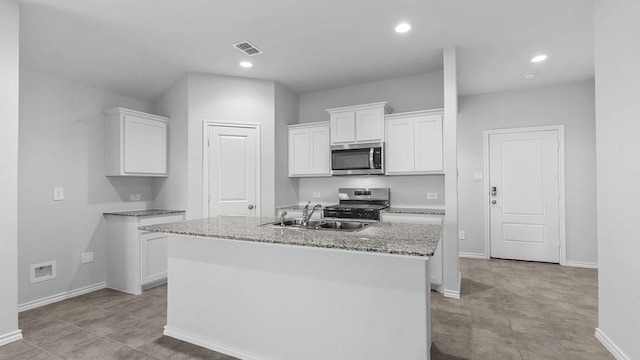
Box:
<box><xmin>239</xmin><ymin>61</ymin><xmax>253</xmax><ymax>68</ymax></box>
<box><xmin>395</xmin><ymin>22</ymin><xmax>412</xmax><ymax>34</ymax></box>
<box><xmin>530</xmin><ymin>54</ymin><xmax>548</xmax><ymax>63</ymax></box>
<box><xmin>524</xmin><ymin>72</ymin><xmax>537</xmax><ymax>80</ymax></box>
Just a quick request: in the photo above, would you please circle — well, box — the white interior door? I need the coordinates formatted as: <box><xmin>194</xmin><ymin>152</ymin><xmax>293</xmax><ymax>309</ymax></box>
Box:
<box><xmin>489</xmin><ymin>129</ymin><xmax>560</xmax><ymax>262</ymax></box>
<box><xmin>207</xmin><ymin>124</ymin><xmax>259</xmax><ymax>217</ymax></box>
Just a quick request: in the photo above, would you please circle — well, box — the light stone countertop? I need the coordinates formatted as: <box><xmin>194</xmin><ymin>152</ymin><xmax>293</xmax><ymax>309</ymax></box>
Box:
<box><xmin>383</xmin><ymin>207</ymin><xmax>445</xmax><ymax>215</ymax></box>
<box><xmin>140</xmin><ymin>216</ymin><xmax>441</xmax><ymax>257</ymax></box>
<box><xmin>103</xmin><ymin>209</ymin><xmax>186</xmax><ymax>217</ymax></box>
<box><xmin>276</xmin><ymin>204</ymin><xmax>326</xmax><ymax>211</ymax></box>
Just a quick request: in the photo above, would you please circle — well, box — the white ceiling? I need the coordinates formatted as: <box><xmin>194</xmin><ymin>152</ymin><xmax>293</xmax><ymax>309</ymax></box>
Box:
<box><xmin>19</xmin><ymin>0</ymin><xmax>594</xmax><ymax>102</ymax></box>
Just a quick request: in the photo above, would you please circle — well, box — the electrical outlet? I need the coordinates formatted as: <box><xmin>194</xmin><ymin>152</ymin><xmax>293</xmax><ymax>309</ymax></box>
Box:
<box><xmin>427</xmin><ymin>192</ymin><xmax>438</xmax><ymax>200</ymax></box>
<box><xmin>458</xmin><ymin>230</ymin><xmax>466</xmax><ymax>240</ymax></box>
<box><xmin>53</xmin><ymin>187</ymin><xmax>64</xmax><ymax>201</ymax></box>
<box><xmin>81</xmin><ymin>252</ymin><xmax>94</xmax><ymax>264</ymax></box>
<box><xmin>312</xmin><ymin>192</ymin><xmax>321</xmax><ymax>198</ymax></box>
<box><xmin>130</xmin><ymin>194</ymin><xmax>141</xmax><ymax>201</ymax></box>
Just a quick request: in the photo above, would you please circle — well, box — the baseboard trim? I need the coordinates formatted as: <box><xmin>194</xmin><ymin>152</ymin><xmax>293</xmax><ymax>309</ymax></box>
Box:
<box><xmin>595</xmin><ymin>328</ymin><xmax>630</xmax><ymax>360</ymax></box>
<box><xmin>0</xmin><ymin>330</ymin><xmax>23</xmax><ymax>347</ymax></box>
<box><xmin>164</xmin><ymin>326</ymin><xmax>276</xmax><ymax>360</ymax></box>
<box><xmin>459</xmin><ymin>252</ymin><xmax>487</xmax><ymax>259</ymax></box>
<box><xmin>564</xmin><ymin>261</ymin><xmax>598</xmax><ymax>269</ymax></box>
<box><xmin>18</xmin><ymin>281</ymin><xmax>107</xmax><ymax>312</ymax></box>
<box><xmin>443</xmin><ymin>289</ymin><xmax>460</xmax><ymax>299</ymax></box>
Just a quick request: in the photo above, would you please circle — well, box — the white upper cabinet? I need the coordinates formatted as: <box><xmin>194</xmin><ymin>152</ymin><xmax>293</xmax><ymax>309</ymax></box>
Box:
<box><xmin>288</xmin><ymin>122</ymin><xmax>331</xmax><ymax>177</ymax></box>
<box><xmin>385</xmin><ymin>109</ymin><xmax>444</xmax><ymax>175</ymax></box>
<box><xmin>327</xmin><ymin>102</ymin><xmax>391</xmax><ymax>145</ymax></box>
<box><xmin>104</xmin><ymin>107</ymin><xmax>168</xmax><ymax>177</ymax></box>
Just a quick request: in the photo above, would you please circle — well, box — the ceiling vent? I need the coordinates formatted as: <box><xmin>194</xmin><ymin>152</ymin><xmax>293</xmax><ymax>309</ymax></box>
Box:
<box><xmin>233</xmin><ymin>41</ymin><xmax>263</xmax><ymax>56</ymax></box>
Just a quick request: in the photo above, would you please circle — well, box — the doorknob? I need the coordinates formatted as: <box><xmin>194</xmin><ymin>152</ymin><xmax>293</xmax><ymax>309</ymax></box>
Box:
<box><xmin>248</xmin><ymin>204</ymin><xmax>254</xmax><ymax>210</ymax></box>
<box><xmin>491</xmin><ymin>200</ymin><xmax>497</xmax><ymax>204</ymax></box>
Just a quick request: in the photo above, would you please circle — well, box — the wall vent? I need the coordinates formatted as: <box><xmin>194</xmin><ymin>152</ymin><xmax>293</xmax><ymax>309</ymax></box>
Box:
<box><xmin>233</xmin><ymin>41</ymin><xmax>263</xmax><ymax>56</ymax></box>
<box><xmin>30</xmin><ymin>260</ymin><xmax>57</xmax><ymax>283</ymax></box>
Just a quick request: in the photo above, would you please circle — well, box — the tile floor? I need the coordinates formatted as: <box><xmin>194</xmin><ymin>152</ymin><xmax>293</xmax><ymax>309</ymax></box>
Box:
<box><xmin>0</xmin><ymin>258</ymin><xmax>613</xmax><ymax>360</ymax></box>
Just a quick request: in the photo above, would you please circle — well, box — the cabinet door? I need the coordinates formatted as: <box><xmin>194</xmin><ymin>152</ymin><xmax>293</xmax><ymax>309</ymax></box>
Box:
<box><xmin>356</xmin><ymin>108</ymin><xmax>383</xmax><ymax>142</ymax></box>
<box><xmin>309</xmin><ymin>126</ymin><xmax>330</xmax><ymax>174</ymax></box>
<box><xmin>123</xmin><ymin>114</ymin><xmax>167</xmax><ymax>175</ymax></box>
<box><xmin>140</xmin><ymin>232</ymin><xmax>168</xmax><ymax>286</ymax></box>
<box><xmin>415</xmin><ymin>115</ymin><xmax>443</xmax><ymax>172</ymax></box>
<box><xmin>385</xmin><ymin>117</ymin><xmax>415</xmax><ymax>173</ymax></box>
<box><xmin>330</xmin><ymin>111</ymin><xmax>356</xmax><ymax>144</ymax></box>
<box><xmin>289</xmin><ymin>128</ymin><xmax>310</xmax><ymax>176</ymax></box>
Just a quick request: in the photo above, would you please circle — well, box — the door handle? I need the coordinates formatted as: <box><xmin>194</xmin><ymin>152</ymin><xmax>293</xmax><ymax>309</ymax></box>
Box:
<box><xmin>248</xmin><ymin>204</ymin><xmax>254</xmax><ymax>210</ymax></box>
<box><xmin>491</xmin><ymin>200</ymin><xmax>497</xmax><ymax>204</ymax></box>
<box><xmin>491</xmin><ymin>186</ymin><xmax>497</xmax><ymax>196</ymax></box>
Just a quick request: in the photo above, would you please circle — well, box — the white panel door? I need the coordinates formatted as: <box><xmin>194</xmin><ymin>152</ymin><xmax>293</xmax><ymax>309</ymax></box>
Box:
<box><xmin>489</xmin><ymin>130</ymin><xmax>560</xmax><ymax>262</ymax></box>
<box><xmin>123</xmin><ymin>114</ymin><xmax>167</xmax><ymax>174</ymax></box>
<box><xmin>330</xmin><ymin>111</ymin><xmax>355</xmax><ymax>144</ymax></box>
<box><xmin>208</xmin><ymin>125</ymin><xmax>258</xmax><ymax>217</ymax></box>
<box><xmin>385</xmin><ymin>117</ymin><xmax>415</xmax><ymax>173</ymax></box>
<box><xmin>356</xmin><ymin>108</ymin><xmax>383</xmax><ymax>142</ymax></box>
<box><xmin>309</xmin><ymin>126</ymin><xmax>330</xmax><ymax>174</ymax></box>
<box><xmin>414</xmin><ymin>115</ymin><xmax>443</xmax><ymax>172</ymax></box>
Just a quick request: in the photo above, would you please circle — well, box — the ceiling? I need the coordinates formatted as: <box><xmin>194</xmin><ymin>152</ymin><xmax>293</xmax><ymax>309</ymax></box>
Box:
<box><xmin>19</xmin><ymin>0</ymin><xmax>594</xmax><ymax>102</ymax></box>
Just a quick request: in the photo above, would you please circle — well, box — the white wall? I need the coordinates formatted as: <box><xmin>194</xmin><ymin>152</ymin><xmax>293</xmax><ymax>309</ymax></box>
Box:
<box><xmin>594</xmin><ymin>1</ymin><xmax>640</xmax><ymax>359</ymax></box>
<box><xmin>298</xmin><ymin>71</ymin><xmax>444</xmax><ymax>124</ymax></box>
<box><xmin>297</xmin><ymin>176</ymin><xmax>445</xmax><ymax>208</ymax></box>
<box><xmin>294</xmin><ymin>71</ymin><xmax>445</xmax><ymax>207</ymax></box>
<box><xmin>18</xmin><ymin>70</ymin><xmax>155</xmax><ymax>304</ymax></box>
<box><xmin>0</xmin><ymin>0</ymin><xmax>20</xmax><ymax>344</ymax></box>
<box><xmin>186</xmin><ymin>73</ymin><xmax>276</xmax><ymax>219</ymax></box>
<box><xmin>153</xmin><ymin>77</ymin><xmax>189</xmax><ymax>211</ymax></box>
<box><xmin>274</xmin><ymin>84</ymin><xmax>299</xmax><ymax>209</ymax></box>
<box><xmin>457</xmin><ymin>80</ymin><xmax>597</xmax><ymax>265</ymax></box>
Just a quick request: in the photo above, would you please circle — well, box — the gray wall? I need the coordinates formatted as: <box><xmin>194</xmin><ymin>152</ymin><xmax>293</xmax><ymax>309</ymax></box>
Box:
<box><xmin>294</xmin><ymin>71</ymin><xmax>445</xmax><ymax>208</ymax></box>
<box><xmin>595</xmin><ymin>1</ymin><xmax>640</xmax><ymax>358</ymax></box>
<box><xmin>153</xmin><ymin>77</ymin><xmax>189</xmax><ymax>211</ymax></box>
<box><xmin>0</xmin><ymin>0</ymin><xmax>20</xmax><ymax>340</ymax></box>
<box><xmin>274</xmin><ymin>84</ymin><xmax>299</xmax><ymax>210</ymax></box>
<box><xmin>457</xmin><ymin>80</ymin><xmax>597</xmax><ymax>265</ymax></box>
<box><xmin>186</xmin><ymin>73</ymin><xmax>276</xmax><ymax>219</ymax></box>
<box><xmin>298</xmin><ymin>71</ymin><xmax>444</xmax><ymax>124</ymax></box>
<box><xmin>18</xmin><ymin>70</ymin><xmax>155</xmax><ymax>304</ymax></box>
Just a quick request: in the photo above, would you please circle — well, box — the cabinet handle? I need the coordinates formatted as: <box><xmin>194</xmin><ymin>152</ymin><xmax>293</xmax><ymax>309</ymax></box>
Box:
<box><xmin>248</xmin><ymin>204</ymin><xmax>254</xmax><ymax>210</ymax></box>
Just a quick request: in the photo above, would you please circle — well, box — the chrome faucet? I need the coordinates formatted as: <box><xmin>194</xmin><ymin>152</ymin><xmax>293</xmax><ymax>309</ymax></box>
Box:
<box><xmin>302</xmin><ymin>201</ymin><xmax>322</xmax><ymax>227</ymax></box>
<box><xmin>279</xmin><ymin>211</ymin><xmax>288</xmax><ymax>227</ymax></box>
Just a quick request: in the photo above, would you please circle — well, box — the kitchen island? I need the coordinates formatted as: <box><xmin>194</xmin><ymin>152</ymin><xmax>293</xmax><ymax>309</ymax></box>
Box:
<box><xmin>141</xmin><ymin>216</ymin><xmax>441</xmax><ymax>360</ymax></box>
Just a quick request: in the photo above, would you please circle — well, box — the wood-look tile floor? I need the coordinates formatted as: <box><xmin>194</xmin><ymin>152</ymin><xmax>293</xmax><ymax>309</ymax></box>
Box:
<box><xmin>0</xmin><ymin>258</ymin><xmax>613</xmax><ymax>359</ymax></box>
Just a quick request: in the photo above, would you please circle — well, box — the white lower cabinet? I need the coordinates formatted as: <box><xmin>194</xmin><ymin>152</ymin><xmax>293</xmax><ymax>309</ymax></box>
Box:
<box><xmin>105</xmin><ymin>213</ymin><xmax>184</xmax><ymax>295</ymax></box>
<box><xmin>381</xmin><ymin>212</ymin><xmax>443</xmax><ymax>286</ymax></box>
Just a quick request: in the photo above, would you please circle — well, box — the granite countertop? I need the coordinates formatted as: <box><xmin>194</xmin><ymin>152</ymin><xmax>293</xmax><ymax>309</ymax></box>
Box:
<box><xmin>104</xmin><ymin>209</ymin><xmax>186</xmax><ymax>217</ymax></box>
<box><xmin>140</xmin><ymin>216</ymin><xmax>441</xmax><ymax>257</ymax></box>
<box><xmin>276</xmin><ymin>204</ymin><xmax>325</xmax><ymax>211</ymax></box>
<box><xmin>383</xmin><ymin>207</ymin><xmax>445</xmax><ymax>215</ymax></box>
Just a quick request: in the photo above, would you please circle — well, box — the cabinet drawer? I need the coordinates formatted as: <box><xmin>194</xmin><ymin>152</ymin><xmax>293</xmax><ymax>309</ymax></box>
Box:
<box><xmin>139</xmin><ymin>214</ymin><xmax>184</xmax><ymax>227</ymax></box>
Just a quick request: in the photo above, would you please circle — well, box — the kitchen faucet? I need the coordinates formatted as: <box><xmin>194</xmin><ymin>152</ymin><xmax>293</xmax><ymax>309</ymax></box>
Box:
<box><xmin>302</xmin><ymin>201</ymin><xmax>322</xmax><ymax>227</ymax></box>
<box><xmin>279</xmin><ymin>211</ymin><xmax>288</xmax><ymax>227</ymax></box>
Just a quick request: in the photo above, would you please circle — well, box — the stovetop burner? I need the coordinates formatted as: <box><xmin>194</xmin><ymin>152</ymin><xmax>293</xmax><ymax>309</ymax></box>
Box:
<box><xmin>324</xmin><ymin>188</ymin><xmax>390</xmax><ymax>221</ymax></box>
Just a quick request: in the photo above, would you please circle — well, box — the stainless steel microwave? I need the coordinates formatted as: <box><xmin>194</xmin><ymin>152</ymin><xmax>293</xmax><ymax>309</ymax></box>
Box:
<box><xmin>331</xmin><ymin>142</ymin><xmax>384</xmax><ymax>175</ymax></box>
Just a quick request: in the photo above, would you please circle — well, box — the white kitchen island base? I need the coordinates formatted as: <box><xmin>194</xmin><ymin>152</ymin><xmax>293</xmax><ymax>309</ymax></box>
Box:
<box><xmin>164</xmin><ymin>234</ymin><xmax>431</xmax><ymax>360</ymax></box>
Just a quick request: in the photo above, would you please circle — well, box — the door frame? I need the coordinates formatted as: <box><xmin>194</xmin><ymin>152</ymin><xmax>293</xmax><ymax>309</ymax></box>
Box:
<box><xmin>202</xmin><ymin>121</ymin><xmax>262</xmax><ymax>218</ymax></box>
<box><xmin>483</xmin><ymin>125</ymin><xmax>566</xmax><ymax>265</ymax></box>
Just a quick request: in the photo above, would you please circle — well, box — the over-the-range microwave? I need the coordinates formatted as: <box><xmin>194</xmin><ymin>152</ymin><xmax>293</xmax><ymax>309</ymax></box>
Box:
<box><xmin>331</xmin><ymin>142</ymin><xmax>384</xmax><ymax>176</ymax></box>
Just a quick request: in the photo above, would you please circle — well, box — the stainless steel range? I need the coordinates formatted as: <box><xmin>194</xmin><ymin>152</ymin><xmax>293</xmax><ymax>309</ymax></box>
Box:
<box><xmin>323</xmin><ymin>188</ymin><xmax>390</xmax><ymax>221</ymax></box>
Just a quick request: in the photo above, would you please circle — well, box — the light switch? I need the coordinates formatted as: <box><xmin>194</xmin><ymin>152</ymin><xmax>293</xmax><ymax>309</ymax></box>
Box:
<box><xmin>427</xmin><ymin>192</ymin><xmax>438</xmax><ymax>200</ymax></box>
<box><xmin>53</xmin><ymin>187</ymin><xmax>64</xmax><ymax>201</ymax></box>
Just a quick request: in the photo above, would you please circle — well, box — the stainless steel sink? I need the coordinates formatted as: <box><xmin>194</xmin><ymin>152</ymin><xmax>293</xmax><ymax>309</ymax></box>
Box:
<box><xmin>261</xmin><ymin>219</ymin><xmax>373</xmax><ymax>232</ymax></box>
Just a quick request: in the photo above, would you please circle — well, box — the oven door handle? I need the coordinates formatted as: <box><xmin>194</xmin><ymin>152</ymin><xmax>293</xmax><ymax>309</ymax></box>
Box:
<box><xmin>369</xmin><ymin>147</ymin><xmax>374</xmax><ymax>169</ymax></box>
